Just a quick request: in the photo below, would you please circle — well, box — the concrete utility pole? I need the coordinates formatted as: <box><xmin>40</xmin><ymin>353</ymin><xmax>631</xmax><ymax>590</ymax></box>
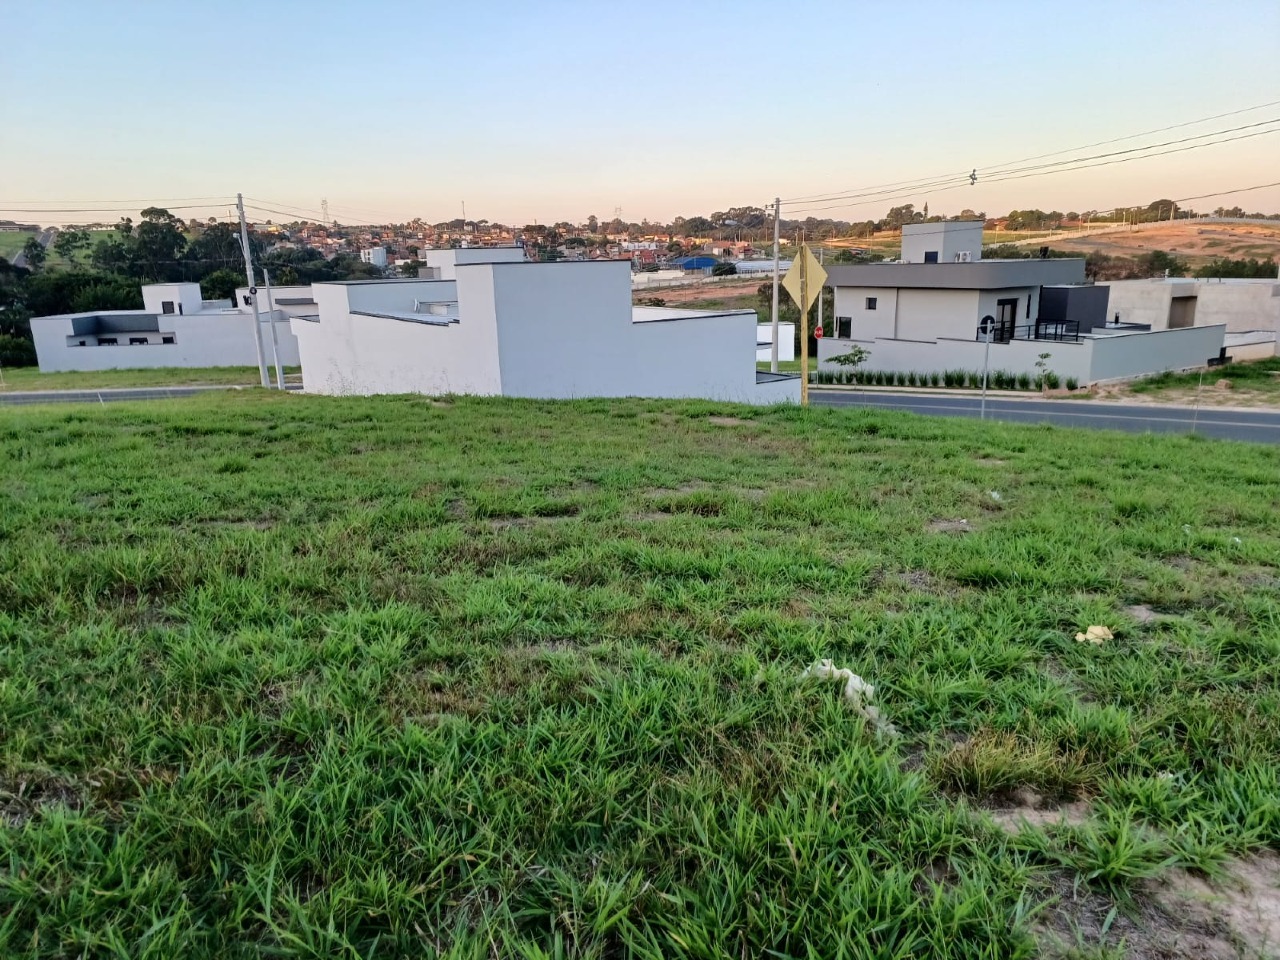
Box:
<box><xmin>770</xmin><ymin>197</ymin><xmax>781</xmax><ymax>372</ymax></box>
<box><xmin>262</xmin><ymin>268</ymin><xmax>285</xmax><ymax>390</ymax></box>
<box><xmin>236</xmin><ymin>193</ymin><xmax>270</xmax><ymax>387</ymax></box>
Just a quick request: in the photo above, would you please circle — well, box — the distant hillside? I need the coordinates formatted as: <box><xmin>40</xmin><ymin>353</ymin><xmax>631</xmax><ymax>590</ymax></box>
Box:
<box><xmin>1039</xmin><ymin>221</ymin><xmax>1280</xmax><ymax>268</ymax></box>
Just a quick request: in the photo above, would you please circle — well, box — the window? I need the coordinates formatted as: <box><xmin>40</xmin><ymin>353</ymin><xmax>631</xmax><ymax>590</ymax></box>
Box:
<box><xmin>77</xmin><ymin>340</ymin><xmax>87</xmax><ymax>346</ymax></box>
<box><xmin>129</xmin><ymin>337</ymin><xmax>148</xmax><ymax>345</ymax></box>
<box><xmin>865</xmin><ymin>297</ymin><xmax>877</xmax><ymax>310</ymax></box>
<box><xmin>923</xmin><ymin>251</ymin><xmax>939</xmax><ymax>263</ymax></box>
<box><xmin>836</xmin><ymin>316</ymin><xmax>852</xmax><ymax>339</ymax></box>
<box><xmin>1026</xmin><ymin>296</ymin><xmax>1031</xmax><ymax>319</ymax></box>
<box><xmin>162</xmin><ymin>335</ymin><xmax>175</xmax><ymax>344</ymax></box>
<box><xmin>161</xmin><ymin>301</ymin><xmax>175</xmax><ymax>314</ymax></box>
<box><xmin>98</xmin><ymin>337</ymin><xmax>118</xmax><ymax>345</ymax></box>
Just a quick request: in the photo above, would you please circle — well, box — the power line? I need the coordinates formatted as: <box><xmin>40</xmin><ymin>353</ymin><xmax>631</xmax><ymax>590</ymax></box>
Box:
<box><xmin>0</xmin><ymin>202</ymin><xmax>237</xmax><ymax>214</ymax></box>
<box><xmin>786</xmin><ymin>126</ymin><xmax>1280</xmax><ymax>216</ymax></box>
<box><xmin>781</xmin><ymin>99</ymin><xmax>1280</xmax><ymax>205</ymax></box>
<box><xmin>783</xmin><ymin>118</ymin><xmax>1280</xmax><ymax>210</ymax></box>
<box><xmin>1172</xmin><ymin>181</ymin><xmax>1280</xmax><ymax>204</ymax></box>
<box><xmin>0</xmin><ymin>195</ymin><xmax>235</xmax><ymax>205</ymax></box>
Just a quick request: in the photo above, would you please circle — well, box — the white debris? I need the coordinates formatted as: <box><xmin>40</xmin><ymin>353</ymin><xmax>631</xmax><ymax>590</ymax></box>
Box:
<box><xmin>1074</xmin><ymin>625</ymin><xmax>1113</xmax><ymax>645</ymax></box>
<box><xmin>1232</xmin><ymin>536</ymin><xmax>1242</xmax><ymax>545</ymax></box>
<box><xmin>988</xmin><ymin>491</ymin><xmax>1002</xmax><ymax>502</ymax></box>
<box><xmin>800</xmin><ymin>659</ymin><xmax>898</xmax><ymax>736</ymax></box>
<box><xmin>1182</xmin><ymin>524</ymin><xmax>1193</xmax><ymax>535</ymax></box>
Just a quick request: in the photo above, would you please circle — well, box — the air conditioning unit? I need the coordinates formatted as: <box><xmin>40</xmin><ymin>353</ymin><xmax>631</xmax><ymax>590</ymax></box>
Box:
<box><xmin>956</xmin><ymin>251</ymin><xmax>972</xmax><ymax>263</ymax></box>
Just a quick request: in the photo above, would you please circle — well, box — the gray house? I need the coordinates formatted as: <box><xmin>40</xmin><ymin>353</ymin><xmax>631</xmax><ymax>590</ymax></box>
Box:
<box><xmin>816</xmin><ymin>221</ymin><xmax>1226</xmax><ymax>384</ymax></box>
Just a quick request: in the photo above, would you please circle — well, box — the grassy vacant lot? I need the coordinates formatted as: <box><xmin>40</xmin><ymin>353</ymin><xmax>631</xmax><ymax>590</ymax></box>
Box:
<box><xmin>1118</xmin><ymin>357</ymin><xmax>1280</xmax><ymax>408</ymax></box>
<box><xmin>0</xmin><ymin>367</ymin><xmax>299</xmax><ymax>393</ymax></box>
<box><xmin>2</xmin><ymin>394</ymin><xmax>1279</xmax><ymax>958</ymax></box>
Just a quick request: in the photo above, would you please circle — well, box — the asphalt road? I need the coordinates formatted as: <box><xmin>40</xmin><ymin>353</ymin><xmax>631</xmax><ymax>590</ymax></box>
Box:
<box><xmin>811</xmin><ymin>389</ymin><xmax>1280</xmax><ymax>444</ymax></box>
<box><xmin>0</xmin><ymin>385</ymin><xmax>249</xmax><ymax>406</ymax></box>
<box><xmin>4</xmin><ymin>384</ymin><xmax>1279</xmax><ymax>444</ymax></box>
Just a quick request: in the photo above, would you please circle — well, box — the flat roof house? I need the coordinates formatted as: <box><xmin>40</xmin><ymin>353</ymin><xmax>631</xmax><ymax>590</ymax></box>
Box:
<box><xmin>30</xmin><ymin>282</ymin><xmax>301</xmax><ymax>373</ymax></box>
<box><xmin>817</xmin><ymin>221</ymin><xmax>1227</xmax><ymax>384</ymax></box>
<box><xmin>291</xmin><ymin>257</ymin><xmax>798</xmax><ymax>404</ymax></box>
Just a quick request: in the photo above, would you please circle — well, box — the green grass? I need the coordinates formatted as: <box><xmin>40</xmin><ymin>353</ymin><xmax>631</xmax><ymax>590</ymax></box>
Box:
<box><xmin>2</xmin><ymin>393</ymin><xmax>1279</xmax><ymax>957</ymax></box>
<box><xmin>0</xmin><ymin>366</ymin><xmax>299</xmax><ymax>392</ymax></box>
<box><xmin>1127</xmin><ymin>357</ymin><xmax>1280</xmax><ymax>399</ymax></box>
<box><xmin>756</xmin><ymin>358</ymin><xmax>802</xmax><ymax>374</ymax></box>
<box><xmin>0</xmin><ymin>231</ymin><xmax>36</xmax><ymax>260</ymax></box>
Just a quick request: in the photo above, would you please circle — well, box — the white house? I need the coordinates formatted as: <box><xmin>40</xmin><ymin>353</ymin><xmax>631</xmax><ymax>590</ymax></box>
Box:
<box><xmin>816</xmin><ymin>220</ymin><xmax>1227</xmax><ymax>384</ymax></box>
<box><xmin>417</xmin><ymin>245</ymin><xmax>526</xmax><ymax>279</ymax></box>
<box><xmin>290</xmin><ymin>258</ymin><xmax>798</xmax><ymax>404</ymax></box>
<box><xmin>359</xmin><ymin>247</ymin><xmax>388</xmax><ymax>268</ymax></box>
<box><xmin>30</xmin><ymin>282</ymin><xmax>300</xmax><ymax>373</ymax></box>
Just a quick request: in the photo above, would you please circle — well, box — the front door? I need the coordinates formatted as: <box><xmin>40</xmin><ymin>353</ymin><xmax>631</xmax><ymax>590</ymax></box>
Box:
<box><xmin>995</xmin><ymin>298</ymin><xmax>1018</xmax><ymax>341</ymax></box>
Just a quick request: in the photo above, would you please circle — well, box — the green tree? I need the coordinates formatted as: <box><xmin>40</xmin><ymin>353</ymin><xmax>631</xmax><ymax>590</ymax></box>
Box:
<box><xmin>21</xmin><ymin>237</ymin><xmax>46</xmax><ymax>272</ymax></box>
<box><xmin>133</xmin><ymin>207</ymin><xmax>188</xmax><ymax>281</ymax></box>
<box><xmin>186</xmin><ymin>222</ymin><xmax>246</xmax><ymax>267</ymax></box>
<box><xmin>51</xmin><ymin>229</ymin><xmax>91</xmax><ymax>263</ymax></box>
<box><xmin>199</xmin><ymin>268</ymin><xmax>243</xmax><ymax>301</ymax></box>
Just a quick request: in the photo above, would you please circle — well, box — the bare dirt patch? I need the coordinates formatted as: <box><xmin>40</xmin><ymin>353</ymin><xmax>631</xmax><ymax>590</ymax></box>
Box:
<box><xmin>974</xmin><ymin>457</ymin><xmax>1008</xmax><ymax>466</ymax></box>
<box><xmin>927</xmin><ymin>518</ymin><xmax>973</xmax><ymax>534</ymax></box>
<box><xmin>899</xmin><ymin>569</ymin><xmax>936</xmax><ymax>590</ymax></box>
<box><xmin>1124</xmin><ymin>604</ymin><xmax>1161</xmax><ymax>625</ymax></box>
<box><xmin>987</xmin><ymin>788</ymin><xmax>1091</xmax><ymax>834</ymax></box>
<box><xmin>1148</xmin><ymin>853</ymin><xmax>1280</xmax><ymax>960</ymax></box>
<box><xmin>707</xmin><ymin>416</ymin><xmax>753</xmax><ymax>427</ymax></box>
<box><xmin>1</xmin><ymin>772</ymin><xmax>82</xmax><ymax>828</ymax></box>
<box><xmin>1037</xmin><ymin>873</ymin><xmax>1236</xmax><ymax>960</ymax></box>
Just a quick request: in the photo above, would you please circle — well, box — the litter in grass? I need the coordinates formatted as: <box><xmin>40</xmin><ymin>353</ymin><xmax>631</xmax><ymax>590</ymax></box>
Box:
<box><xmin>1075</xmin><ymin>625</ymin><xmax>1113</xmax><ymax>645</ymax></box>
<box><xmin>988</xmin><ymin>490</ymin><xmax>1003</xmax><ymax>502</ymax></box>
<box><xmin>800</xmin><ymin>659</ymin><xmax>898</xmax><ymax>736</ymax></box>
<box><xmin>927</xmin><ymin>518</ymin><xmax>971</xmax><ymax>534</ymax></box>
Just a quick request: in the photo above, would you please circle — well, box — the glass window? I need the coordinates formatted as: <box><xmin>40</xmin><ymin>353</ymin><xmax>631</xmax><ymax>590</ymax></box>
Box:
<box><xmin>865</xmin><ymin>297</ymin><xmax>877</xmax><ymax>310</ymax></box>
<box><xmin>836</xmin><ymin>316</ymin><xmax>852</xmax><ymax>339</ymax></box>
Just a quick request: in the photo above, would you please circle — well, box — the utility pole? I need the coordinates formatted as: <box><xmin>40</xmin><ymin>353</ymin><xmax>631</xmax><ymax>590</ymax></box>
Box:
<box><xmin>262</xmin><ymin>268</ymin><xmax>285</xmax><ymax>390</ymax></box>
<box><xmin>236</xmin><ymin>193</ymin><xmax>270</xmax><ymax>387</ymax></box>
<box><xmin>770</xmin><ymin>197</ymin><xmax>781</xmax><ymax>372</ymax></box>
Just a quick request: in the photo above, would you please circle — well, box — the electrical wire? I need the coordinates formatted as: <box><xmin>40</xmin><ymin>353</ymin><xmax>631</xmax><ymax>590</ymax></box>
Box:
<box><xmin>781</xmin><ymin>99</ymin><xmax>1280</xmax><ymax>204</ymax></box>
<box><xmin>783</xmin><ymin>119</ymin><xmax>1280</xmax><ymax>211</ymax></box>
<box><xmin>786</xmin><ymin>127</ymin><xmax>1280</xmax><ymax>216</ymax></box>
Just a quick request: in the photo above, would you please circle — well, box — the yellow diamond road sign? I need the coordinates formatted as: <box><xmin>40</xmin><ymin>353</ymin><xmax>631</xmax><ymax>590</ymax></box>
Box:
<box><xmin>782</xmin><ymin>243</ymin><xmax>828</xmax><ymax>314</ymax></box>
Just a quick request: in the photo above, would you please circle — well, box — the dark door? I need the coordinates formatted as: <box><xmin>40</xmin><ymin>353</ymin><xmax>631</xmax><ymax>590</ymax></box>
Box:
<box><xmin>995</xmin><ymin>298</ymin><xmax>1018</xmax><ymax>341</ymax></box>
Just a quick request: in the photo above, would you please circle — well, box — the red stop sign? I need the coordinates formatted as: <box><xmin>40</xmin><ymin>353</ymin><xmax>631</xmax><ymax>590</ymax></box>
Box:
<box><xmin>814</xmin><ymin>325</ymin><xmax>823</xmax><ymax>339</ymax></box>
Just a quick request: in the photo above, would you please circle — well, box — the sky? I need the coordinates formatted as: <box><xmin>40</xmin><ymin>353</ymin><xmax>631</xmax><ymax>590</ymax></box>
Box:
<box><xmin>3</xmin><ymin>0</ymin><xmax>1279</xmax><ymax>227</ymax></box>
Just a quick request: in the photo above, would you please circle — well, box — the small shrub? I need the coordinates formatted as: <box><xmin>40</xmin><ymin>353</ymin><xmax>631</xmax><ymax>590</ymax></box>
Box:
<box><xmin>1016</xmin><ymin>373</ymin><xmax>1031</xmax><ymax>390</ymax></box>
<box><xmin>1066</xmin><ymin>376</ymin><xmax>1079</xmax><ymax>390</ymax></box>
<box><xmin>929</xmin><ymin>372</ymin><xmax>940</xmax><ymax>387</ymax></box>
<box><xmin>1045</xmin><ymin>371</ymin><xmax>1061</xmax><ymax>389</ymax></box>
<box><xmin>929</xmin><ymin>729</ymin><xmax>1094</xmax><ymax>799</ymax></box>
<box><xmin>1033</xmin><ymin>376</ymin><xmax>1044</xmax><ymax>390</ymax></box>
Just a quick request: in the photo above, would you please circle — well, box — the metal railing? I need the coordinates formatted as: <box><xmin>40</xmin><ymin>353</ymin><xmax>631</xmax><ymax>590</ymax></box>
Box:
<box><xmin>974</xmin><ymin>320</ymin><xmax>1080</xmax><ymax>343</ymax></box>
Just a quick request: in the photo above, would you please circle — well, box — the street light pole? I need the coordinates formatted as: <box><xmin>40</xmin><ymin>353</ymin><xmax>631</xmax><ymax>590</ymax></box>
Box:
<box><xmin>770</xmin><ymin>197</ymin><xmax>781</xmax><ymax>373</ymax></box>
<box><xmin>236</xmin><ymin>193</ymin><xmax>270</xmax><ymax>387</ymax></box>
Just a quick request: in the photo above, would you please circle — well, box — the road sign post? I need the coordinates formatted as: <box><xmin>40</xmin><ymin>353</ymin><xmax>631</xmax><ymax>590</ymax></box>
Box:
<box><xmin>979</xmin><ymin>314</ymin><xmax>994</xmax><ymax>421</ymax></box>
<box><xmin>783</xmin><ymin>243</ymin><xmax>828</xmax><ymax>407</ymax></box>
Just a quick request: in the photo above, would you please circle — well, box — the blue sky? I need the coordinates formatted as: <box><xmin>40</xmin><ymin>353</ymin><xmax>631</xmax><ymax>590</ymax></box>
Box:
<box><xmin>4</xmin><ymin>0</ymin><xmax>1278</xmax><ymax>225</ymax></box>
